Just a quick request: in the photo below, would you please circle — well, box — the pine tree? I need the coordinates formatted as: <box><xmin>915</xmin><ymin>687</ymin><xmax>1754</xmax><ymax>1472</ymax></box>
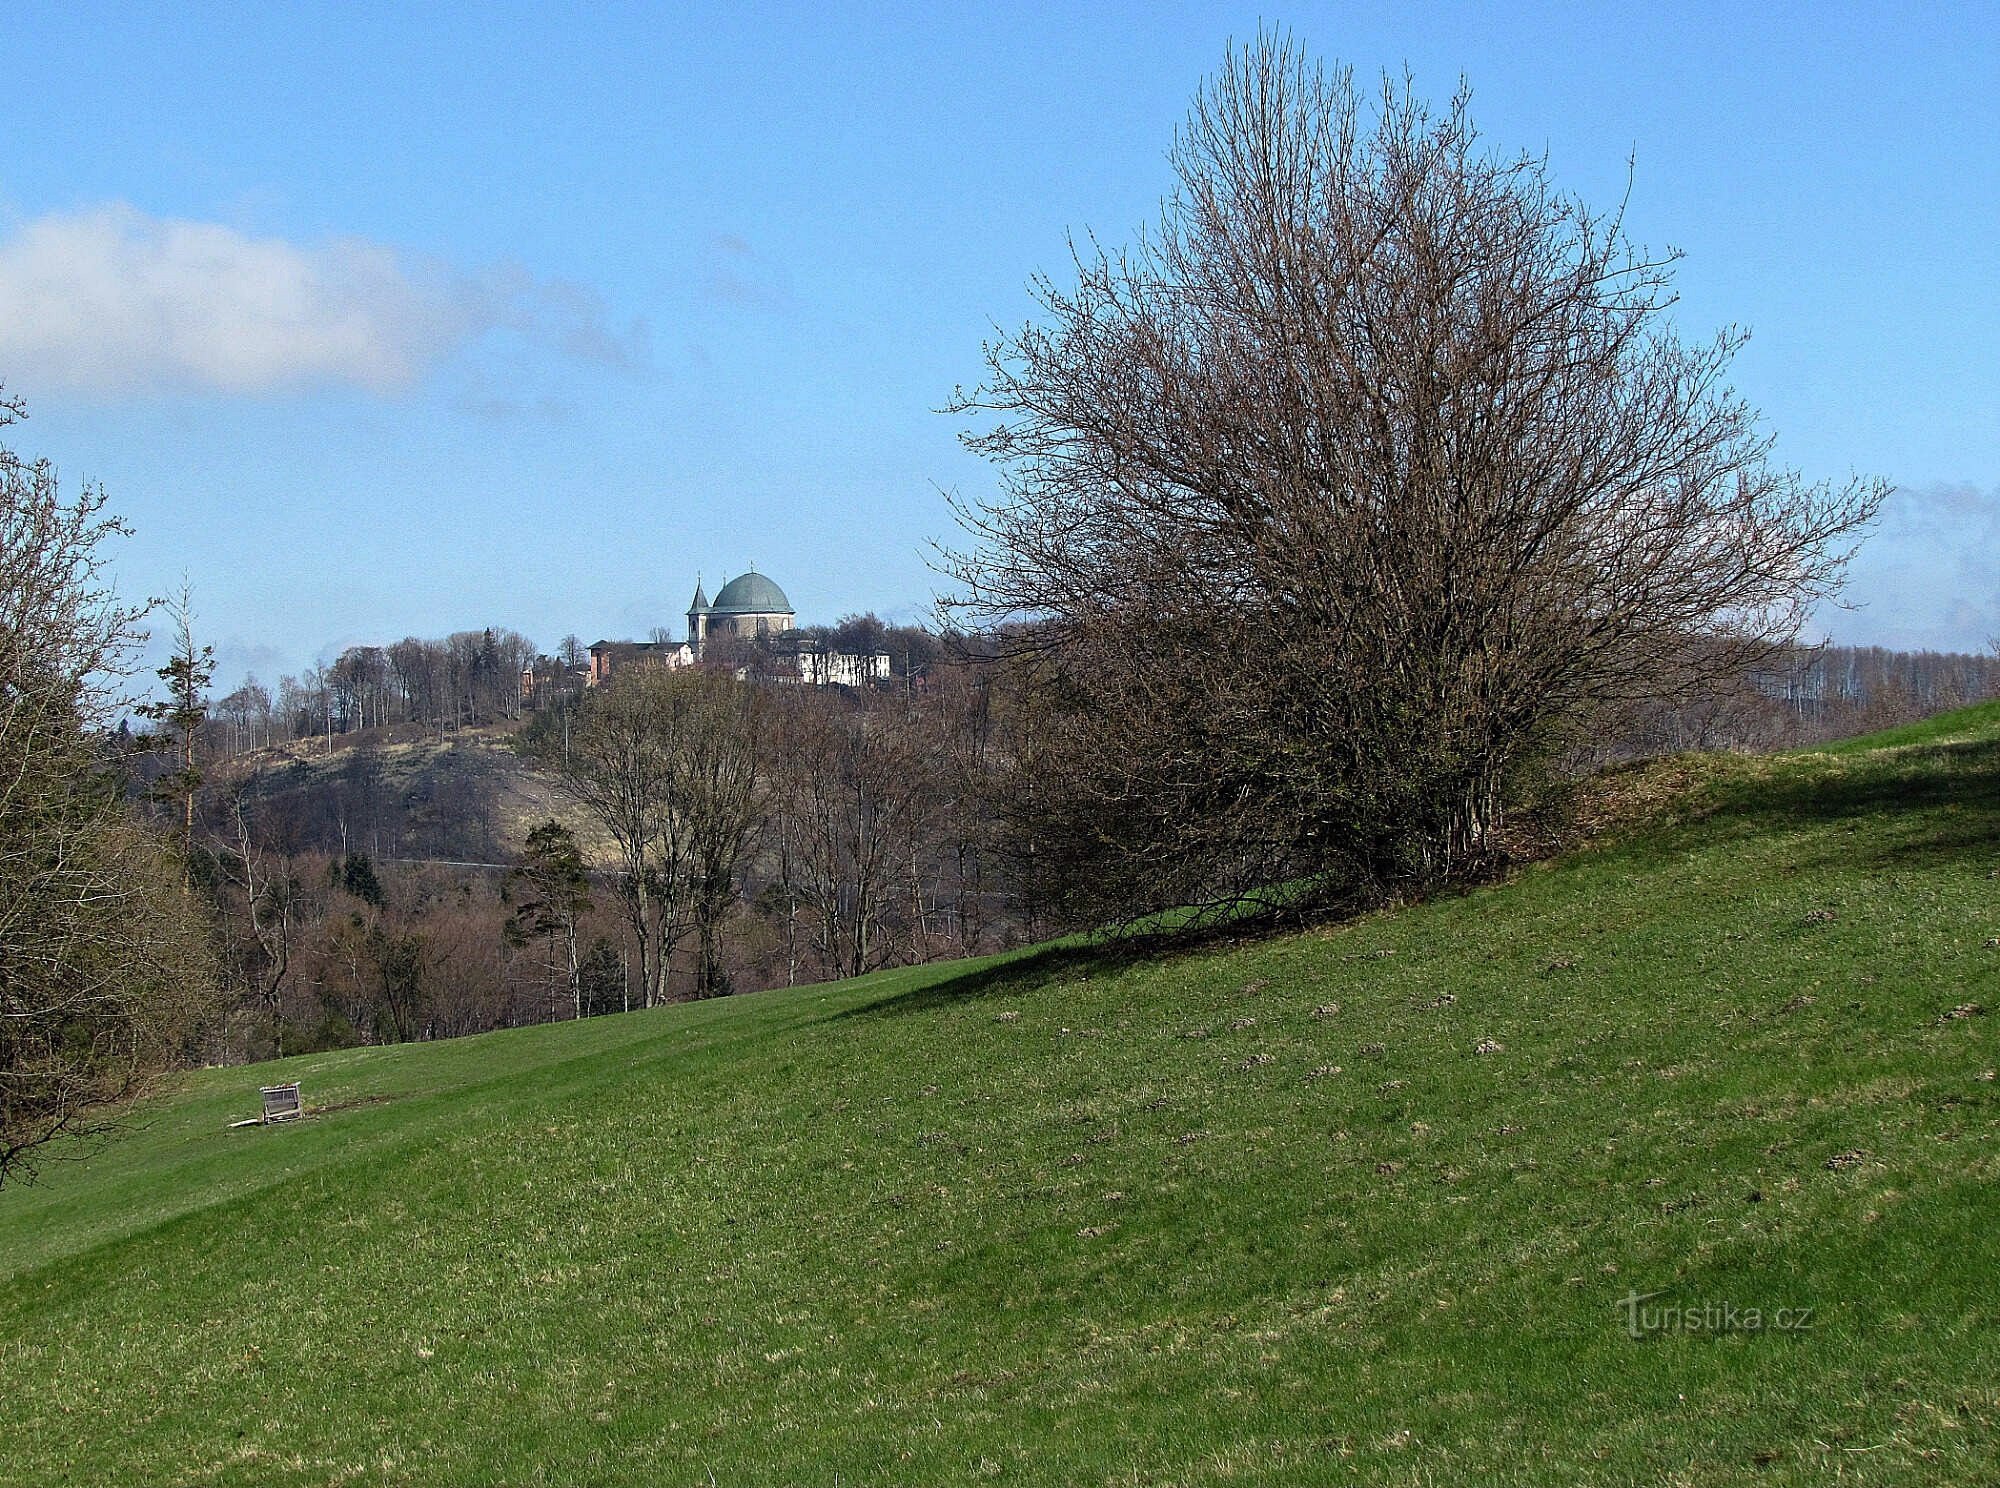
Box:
<box><xmin>136</xmin><ymin>583</ymin><xmax>214</xmax><ymax>886</ymax></box>
<box><xmin>505</xmin><ymin>821</ymin><xmax>593</xmax><ymax>1018</ymax></box>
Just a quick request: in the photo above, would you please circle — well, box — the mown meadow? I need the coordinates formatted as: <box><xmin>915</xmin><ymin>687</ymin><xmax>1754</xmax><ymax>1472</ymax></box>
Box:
<box><xmin>2</xmin><ymin>708</ymin><xmax>1997</xmax><ymax>1485</ymax></box>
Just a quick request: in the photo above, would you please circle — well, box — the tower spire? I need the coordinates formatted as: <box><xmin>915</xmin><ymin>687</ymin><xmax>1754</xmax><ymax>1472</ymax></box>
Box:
<box><xmin>688</xmin><ymin>574</ymin><xmax>710</xmax><ymax>658</ymax></box>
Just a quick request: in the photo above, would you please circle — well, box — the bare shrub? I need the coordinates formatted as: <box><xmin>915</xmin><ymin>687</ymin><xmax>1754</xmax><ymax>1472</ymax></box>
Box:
<box><xmin>943</xmin><ymin>37</ymin><xmax>1884</xmax><ymax>923</ymax></box>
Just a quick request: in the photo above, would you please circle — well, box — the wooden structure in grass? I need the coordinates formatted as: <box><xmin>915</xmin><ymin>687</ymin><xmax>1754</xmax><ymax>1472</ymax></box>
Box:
<box><xmin>259</xmin><ymin>1084</ymin><xmax>302</xmax><ymax>1124</ymax></box>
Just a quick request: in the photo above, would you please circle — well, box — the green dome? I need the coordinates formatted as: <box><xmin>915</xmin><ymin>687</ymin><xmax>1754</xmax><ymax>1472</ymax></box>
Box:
<box><xmin>709</xmin><ymin>570</ymin><xmax>793</xmax><ymax>615</ymax></box>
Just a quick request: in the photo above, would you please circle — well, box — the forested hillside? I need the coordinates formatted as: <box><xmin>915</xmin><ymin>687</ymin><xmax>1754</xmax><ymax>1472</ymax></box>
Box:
<box><xmin>179</xmin><ymin>655</ymin><xmax>1024</xmax><ymax>1061</ymax></box>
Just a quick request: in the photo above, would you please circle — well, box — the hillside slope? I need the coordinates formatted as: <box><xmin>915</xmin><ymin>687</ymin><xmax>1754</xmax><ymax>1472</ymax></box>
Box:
<box><xmin>216</xmin><ymin>723</ymin><xmax>596</xmax><ymax>866</ymax></box>
<box><xmin>4</xmin><ymin>711</ymin><xmax>1998</xmax><ymax>1485</ymax></box>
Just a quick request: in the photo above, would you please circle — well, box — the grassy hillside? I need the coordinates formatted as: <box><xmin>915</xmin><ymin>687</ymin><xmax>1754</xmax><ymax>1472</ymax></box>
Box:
<box><xmin>4</xmin><ymin>710</ymin><xmax>1998</xmax><ymax>1486</ymax></box>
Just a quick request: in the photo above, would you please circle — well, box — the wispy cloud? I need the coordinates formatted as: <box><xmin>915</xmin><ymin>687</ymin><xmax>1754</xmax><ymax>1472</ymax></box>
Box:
<box><xmin>704</xmin><ymin>233</ymin><xmax>797</xmax><ymax>312</ymax></box>
<box><xmin>0</xmin><ymin>203</ymin><xmax>646</xmax><ymax>398</ymax></box>
<box><xmin>1829</xmin><ymin>480</ymin><xmax>2000</xmax><ymax>652</ymax></box>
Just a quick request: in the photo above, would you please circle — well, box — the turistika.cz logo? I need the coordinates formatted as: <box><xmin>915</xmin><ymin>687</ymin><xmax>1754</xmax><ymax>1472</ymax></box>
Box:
<box><xmin>1616</xmin><ymin>1290</ymin><xmax>1815</xmax><ymax>1340</ymax></box>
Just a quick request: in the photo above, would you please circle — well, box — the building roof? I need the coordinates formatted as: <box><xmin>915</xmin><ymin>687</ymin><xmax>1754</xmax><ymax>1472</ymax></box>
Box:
<box><xmin>689</xmin><ymin>578</ymin><xmax>709</xmax><ymax>613</ymax></box>
<box><xmin>709</xmin><ymin>569</ymin><xmax>793</xmax><ymax>616</ymax></box>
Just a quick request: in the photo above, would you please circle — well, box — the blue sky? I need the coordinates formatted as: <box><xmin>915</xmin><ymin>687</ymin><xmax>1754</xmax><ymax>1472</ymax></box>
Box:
<box><xmin>4</xmin><ymin>2</ymin><xmax>1996</xmax><ymax>689</ymax></box>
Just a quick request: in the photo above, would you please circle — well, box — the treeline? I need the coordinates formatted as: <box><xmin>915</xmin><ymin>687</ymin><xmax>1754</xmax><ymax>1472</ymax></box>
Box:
<box><xmin>789</xmin><ymin>614</ymin><xmax>946</xmax><ymax>673</ymax></box>
<box><xmin>211</xmin><ymin>627</ymin><xmax>538</xmax><ymax>754</ymax></box>
<box><xmin>1616</xmin><ymin>644</ymin><xmax>2000</xmax><ymax>757</ymax></box>
<box><xmin>207</xmin><ymin>614</ymin><xmax>960</xmax><ymax>759</ymax></box>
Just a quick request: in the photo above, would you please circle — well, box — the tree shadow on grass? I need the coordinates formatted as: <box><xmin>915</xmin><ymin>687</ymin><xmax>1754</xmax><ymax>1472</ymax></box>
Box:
<box><xmin>1696</xmin><ymin>735</ymin><xmax>2000</xmax><ymax>873</ymax></box>
<box><xmin>833</xmin><ymin>941</ymin><xmax>1123</xmax><ymax>1021</ymax></box>
<box><xmin>845</xmin><ymin>734</ymin><xmax>2000</xmax><ymax>1021</ymax></box>
<box><xmin>834</xmin><ymin>906</ymin><xmax>1322</xmax><ymax>1022</ymax></box>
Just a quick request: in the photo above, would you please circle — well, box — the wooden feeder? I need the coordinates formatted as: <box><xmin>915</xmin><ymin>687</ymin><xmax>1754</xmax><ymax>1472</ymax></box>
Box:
<box><xmin>259</xmin><ymin>1083</ymin><xmax>303</xmax><ymax>1124</ymax></box>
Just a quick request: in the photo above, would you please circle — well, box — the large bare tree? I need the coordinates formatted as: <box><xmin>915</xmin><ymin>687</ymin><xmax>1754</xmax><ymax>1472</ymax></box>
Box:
<box><xmin>536</xmin><ymin>665</ymin><xmax>688</xmax><ymax>1007</ymax></box>
<box><xmin>943</xmin><ymin>37</ymin><xmax>1884</xmax><ymax>920</ymax></box>
<box><xmin>530</xmin><ymin>665</ymin><xmax>761</xmax><ymax>1004</ymax></box>
<box><xmin>676</xmin><ymin>676</ymin><xmax>764</xmax><ymax>998</ymax></box>
<box><xmin>766</xmin><ymin>689</ymin><xmax>942</xmax><ymax>979</ymax></box>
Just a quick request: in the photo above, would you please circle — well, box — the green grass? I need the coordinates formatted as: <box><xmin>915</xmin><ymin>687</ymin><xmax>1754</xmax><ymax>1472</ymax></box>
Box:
<box><xmin>4</xmin><ymin>712</ymin><xmax>1998</xmax><ymax>1486</ymax></box>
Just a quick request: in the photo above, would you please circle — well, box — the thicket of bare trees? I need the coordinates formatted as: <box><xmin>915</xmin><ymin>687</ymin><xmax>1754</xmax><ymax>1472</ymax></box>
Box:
<box><xmin>202</xmin><ymin>628</ymin><xmax>538</xmax><ymax>763</ymax></box>
<box><xmin>0</xmin><ymin>393</ymin><xmax>215</xmax><ymax>1184</ymax></box>
<box><xmin>759</xmin><ymin>668</ymin><xmax>1002</xmax><ymax>980</ymax></box>
<box><xmin>504</xmin><ymin>654</ymin><xmax>1014</xmax><ymax>1006</ymax></box>
<box><xmin>943</xmin><ymin>37</ymin><xmax>1885</xmax><ymax>923</ymax></box>
<box><xmin>190</xmin><ymin>675</ymin><xmax>1003</xmax><ymax>1055</ymax></box>
<box><xmin>526</xmin><ymin>666</ymin><xmax>766</xmax><ymax>1005</ymax></box>
<box><xmin>114</xmin><ymin>592</ymin><xmax>1021</xmax><ymax>1062</ymax></box>
<box><xmin>201</xmin><ymin>836</ymin><xmax>550</xmax><ymax>1055</ymax></box>
<box><xmin>764</xmin><ymin>688</ymin><xmax>941</xmax><ymax>979</ymax></box>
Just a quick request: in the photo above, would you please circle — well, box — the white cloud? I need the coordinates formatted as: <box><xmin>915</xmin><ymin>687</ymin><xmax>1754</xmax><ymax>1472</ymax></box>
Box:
<box><xmin>0</xmin><ymin>203</ymin><xmax>644</xmax><ymax>397</ymax></box>
<box><xmin>1823</xmin><ymin>480</ymin><xmax>2000</xmax><ymax>652</ymax></box>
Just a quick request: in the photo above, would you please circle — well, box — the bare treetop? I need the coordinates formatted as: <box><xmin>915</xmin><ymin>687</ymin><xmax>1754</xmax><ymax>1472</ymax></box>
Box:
<box><xmin>943</xmin><ymin>35</ymin><xmax>1884</xmax><ymax>914</ymax></box>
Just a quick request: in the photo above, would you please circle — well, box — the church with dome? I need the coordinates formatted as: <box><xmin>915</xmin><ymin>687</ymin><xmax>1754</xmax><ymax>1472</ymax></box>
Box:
<box><xmin>686</xmin><ymin>569</ymin><xmax>795</xmax><ymax>657</ymax></box>
<box><xmin>533</xmin><ymin>568</ymin><xmax>887</xmax><ymax>700</ymax></box>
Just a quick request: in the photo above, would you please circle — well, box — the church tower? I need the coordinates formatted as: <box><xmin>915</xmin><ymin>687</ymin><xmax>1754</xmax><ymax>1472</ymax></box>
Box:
<box><xmin>687</xmin><ymin>578</ymin><xmax>710</xmax><ymax>659</ymax></box>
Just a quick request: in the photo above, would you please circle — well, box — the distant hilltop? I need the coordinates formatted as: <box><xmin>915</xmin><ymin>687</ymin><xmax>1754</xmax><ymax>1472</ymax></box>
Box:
<box><xmin>524</xmin><ymin>568</ymin><xmax>891</xmax><ymax>704</ymax></box>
